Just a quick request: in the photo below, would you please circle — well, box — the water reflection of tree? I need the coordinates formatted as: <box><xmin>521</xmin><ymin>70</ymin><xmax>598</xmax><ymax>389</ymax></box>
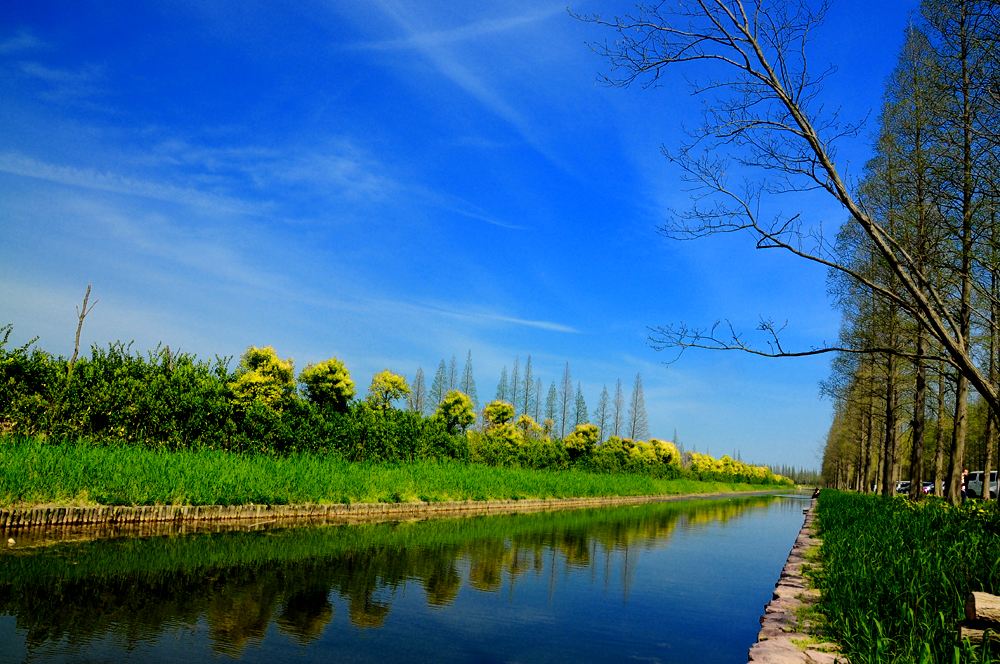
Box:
<box><xmin>277</xmin><ymin>588</ymin><xmax>334</xmax><ymax>644</ymax></box>
<box><xmin>0</xmin><ymin>496</ymin><xmax>779</xmax><ymax>656</ymax></box>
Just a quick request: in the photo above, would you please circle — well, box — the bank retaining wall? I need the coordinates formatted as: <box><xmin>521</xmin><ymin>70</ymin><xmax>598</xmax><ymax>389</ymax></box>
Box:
<box><xmin>0</xmin><ymin>494</ymin><xmax>738</xmax><ymax>532</ymax></box>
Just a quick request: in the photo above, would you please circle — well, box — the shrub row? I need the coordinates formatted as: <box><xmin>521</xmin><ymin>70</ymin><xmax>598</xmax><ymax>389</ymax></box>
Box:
<box><xmin>0</xmin><ymin>324</ymin><xmax>789</xmax><ymax>485</ymax></box>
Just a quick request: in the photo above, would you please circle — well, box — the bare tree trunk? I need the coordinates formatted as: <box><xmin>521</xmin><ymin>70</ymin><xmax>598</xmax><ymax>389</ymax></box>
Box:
<box><xmin>67</xmin><ymin>284</ymin><xmax>95</xmax><ymax>381</ymax></box>
<box><xmin>882</xmin><ymin>354</ymin><xmax>899</xmax><ymax>497</ymax></box>
<box><xmin>909</xmin><ymin>329</ymin><xmax>928</xmax><ymax>500</ymax></box>
<box><xmin>856</xmin><ymin>403</ymin><xmax>868</xmax><ymax>492</ymax></box>
<box><xmin>944</xmin><ymin>0</ymin><xmax>977</xmax><ymax>505</ymax></box>
<box><xmin>933</xmin><ymin>368</ymin><xmax>947</xmax><ymax>496</ymax></box>
<box><xmin>863</xmin><ymin>392</ymin><xmax>876</xmax><ymax>493</ymax></box>
<box><xmin>949</xmin><ymin>375</ymin><xmax>970</xmax><ymax>502</ymax></box>
<box><xmin>985</xmin><ymin>216</ymin><xmax>999</xmax><ymax>501</ymax></box>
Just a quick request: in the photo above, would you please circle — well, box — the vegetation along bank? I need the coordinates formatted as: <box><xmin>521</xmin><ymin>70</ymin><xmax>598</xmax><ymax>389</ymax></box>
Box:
<box><xmin>815</xmin><ymin>490</ymin><xmax>1000</xmax><ymax>663</ymax></box>
<box><xmin>0</xmin><ymin>324</ymin><xmax>793</xmax><ymax>510</ymax></box>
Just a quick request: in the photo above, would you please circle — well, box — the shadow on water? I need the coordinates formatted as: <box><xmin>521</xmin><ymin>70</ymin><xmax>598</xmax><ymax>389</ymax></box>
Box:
<box><xmin>0</xmin><ymin>495</ymin><xmax>803</xmax><ymax>662</ymax></box>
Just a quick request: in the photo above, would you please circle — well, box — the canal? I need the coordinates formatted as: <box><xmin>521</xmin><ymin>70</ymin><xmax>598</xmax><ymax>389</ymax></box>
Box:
<box><xmin>0</xmin><ymin>494</ymin><xmax>807</xmax><ymax>662</ymax></box>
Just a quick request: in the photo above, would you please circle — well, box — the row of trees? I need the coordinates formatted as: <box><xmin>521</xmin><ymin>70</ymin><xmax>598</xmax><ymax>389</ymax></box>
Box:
<box><xmin>819</xmin><ymin>1</ymin><xmax>1000</xmax><ymax>500</ymax></box>
<box><xmin>579</xmin><ymin>0</ymin><xmax>997</xmax><ymax>503</ymax></box>
<box><xmin>0</xmin><ymin>324</ymin><xmax>788</xmax><ymax>485</ymax></box>
<box><xmin>406</xmin><ymin>353</ymin><xmax>650</xmax><ymax>443</ymax></box>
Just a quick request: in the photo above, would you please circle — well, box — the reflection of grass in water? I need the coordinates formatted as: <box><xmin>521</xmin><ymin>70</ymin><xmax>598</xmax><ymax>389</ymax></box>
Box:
<box><xmin>1</xmin><ymin>495</ymin><xmax>780</xmax><ymax>588</ymax></box>
<box><xmin>0</xmin><ymin>495</ymin><xmax>783</xmax><ymax>654</ymax></box>
<box><xmin>0</xmin><ymin>436</ymin><xmax>783</xmax><ymax>507</ymax></box>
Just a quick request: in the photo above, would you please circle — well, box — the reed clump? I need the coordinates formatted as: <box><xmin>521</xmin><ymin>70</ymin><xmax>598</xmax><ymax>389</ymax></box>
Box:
<box><xmin>816</xmin><ymin>490</ymin><xmax>1000</xmax><ymax>663</ymax></box>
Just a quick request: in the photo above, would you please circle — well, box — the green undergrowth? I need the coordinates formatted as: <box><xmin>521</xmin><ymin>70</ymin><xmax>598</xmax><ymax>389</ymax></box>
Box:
<box><xmin>0</xmin><ymin>436</ymin><xmax>780</xmax><ymax>507</ymax></box>
<box><xmin>816</xmin><ymin>490</ymin><xmax>1000</xmax><ymax>663</ymax></box>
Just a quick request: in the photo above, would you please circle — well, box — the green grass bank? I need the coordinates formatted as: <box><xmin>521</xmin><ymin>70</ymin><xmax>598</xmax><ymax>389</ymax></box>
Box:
<box><xmin>816</xmin><ymin>490</ymin><xmax>1000</xmax><ymax>663</ymax></box>
<box><xmin>0</xmin><ymin>437</ymin><xmax>783</xmax><ymax>508</ymax></box>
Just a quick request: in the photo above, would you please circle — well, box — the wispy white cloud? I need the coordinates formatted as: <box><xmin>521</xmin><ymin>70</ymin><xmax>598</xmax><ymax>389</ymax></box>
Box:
<box><xmin>355</xmin><ymin>1</ymin><xmax>572</xmax><ymax>172</ymax></box>
<box><xmin>17</xmin><ymin>60</ymin><xmax>106</xmax><ymax>103</ymax></box>
<box><xmin>0</xmin><ymin>29</ymin><xmax>47</xmax><ymax>54</ymax></box>
<box><xmin>296</xmin><ymin>289</ymin><xmax>579</xmax><ymax>335</ymax></box>
<box><xmin>428</xmin><ymin>304</ymin><xmax>579</xmax><ymax>333</ymax></box>
<box><xmin>351</xmin><ymin>5</ymin><xmax>565</xmax><ymax>51</ymax></box>
<box><xmin>0</xmin><ymin>152</ymin><xmax>264</xmax><ymax>215</ymax></box>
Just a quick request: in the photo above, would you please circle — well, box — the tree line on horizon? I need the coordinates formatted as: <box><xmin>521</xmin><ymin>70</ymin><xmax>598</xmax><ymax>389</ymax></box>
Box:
<box><xmin>820</xmin><ymin>1</ymin><xmax>1000</xmax><ymax>501</ymax></box>
<box><xmin>406</xmin><ymin>351</ymin><xmax>649</xmax><ymax>442</ymax></box>
<box><xmin>0</xmin><ymin>323</ymin><xmax>789</xmax><ymax>486</ymax></box>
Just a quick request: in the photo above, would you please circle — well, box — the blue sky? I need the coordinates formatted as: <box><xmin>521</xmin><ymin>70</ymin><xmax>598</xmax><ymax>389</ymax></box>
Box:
<box><xmin>0</xmin><ymin>1</ymin><xmax>920</xmax><ymax>468</ymax></box>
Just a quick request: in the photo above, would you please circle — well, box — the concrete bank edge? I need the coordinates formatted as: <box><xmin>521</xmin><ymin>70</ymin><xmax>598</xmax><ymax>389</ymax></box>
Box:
<box><xmin>747</xmin><ymin>500</ymin><xmax>846</xmax><ymax>664</ymax></box>
<box><xmin>0</xmin><ymin>490</ymin><xmax>782</xmax><ymax>532</ymax></box>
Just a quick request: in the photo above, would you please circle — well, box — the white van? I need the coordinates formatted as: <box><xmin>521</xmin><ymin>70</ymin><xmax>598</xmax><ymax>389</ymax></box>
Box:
<box><xmin>967</xmin><ymin>470</ymin><xmax>998</xmax><ymax>499</ymax></box>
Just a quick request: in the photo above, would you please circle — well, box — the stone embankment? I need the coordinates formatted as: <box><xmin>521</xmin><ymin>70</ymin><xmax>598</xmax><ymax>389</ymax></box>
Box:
<box><xmin>748</xmin><ymin>500</ymin><xmax>845</xmax><ymax>664</ymax></box>
<box><xmin>1</xmin><ymin>492</ymin><xmax>776</xmax><ymax>539</ymax></box>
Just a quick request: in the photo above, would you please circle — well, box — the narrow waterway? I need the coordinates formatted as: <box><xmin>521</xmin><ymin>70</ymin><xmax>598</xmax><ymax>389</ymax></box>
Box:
<box><xmin>0</xmin><ymin>494</ymin><xmax>807</xmax><ymax>663</ymax></box>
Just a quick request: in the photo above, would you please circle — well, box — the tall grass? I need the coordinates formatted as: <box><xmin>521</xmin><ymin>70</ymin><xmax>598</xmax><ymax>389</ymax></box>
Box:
<box><xmin>816</xmin><ymin>490</ymin><xmax>1000</xmax><ymax>663</ymax></box>
<box><xmin>0</xmin><ymin>436</ymin><xmax>780</xmax><ymax>507</ymax></box>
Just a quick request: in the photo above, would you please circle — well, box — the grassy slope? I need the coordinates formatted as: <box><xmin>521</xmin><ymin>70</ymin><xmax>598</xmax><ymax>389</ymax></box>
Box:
<box><xmin>0</xmin><ymin>437</ymin><xmax>782</xmax><ymax>507</ymax></box>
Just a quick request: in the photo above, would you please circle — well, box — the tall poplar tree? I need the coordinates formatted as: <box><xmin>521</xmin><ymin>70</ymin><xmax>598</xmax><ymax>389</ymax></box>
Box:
<box><xmin>496</xmin><ymin>366</ymin><xmax>509</xmax><ymax>402</ymax></box>
<box><xmin>460</xmin><ymin>350</ymin><xmax>478</xmax><ymax>409</ymax></box>
<box><xmin>521</xmin><ymin>355</ymin><xmax>534</xmax><ymax>416</ymax></box>
<box><xmin>408</xmin><ymin>366</ymin><xmax>427</xmax><ymax>414</ymax></box>
<box><xmin>447</xmin><ymin>355</ymin><xmax>458</xmax><ymax>391</ymax></box>
<box><xmin>593</xmin><ymin>385</ymin><xmax>610</xmax><ymax>441</ymax></box>
<box><xmin>611</xmin><ymin>378</ymin><xmax>624</xmax><ymax>437</ymax></box>
<box><xmin>534</xmin><ymin>377</ymin><xmax>543</xmax><ymax>422</ymax></box>
<box><xmin>429</xmin><ymin>359</ymin><xmax>448</xmax><ymax>409</ymax></box>
<box><xmin>627</xmin><ymin>373</ymin><xmax>649</xmax><ymax>440</ymax></box>
<box><xmin>545</xmin><ymin>381</ymin><xmax>558</xmax><ymax>431</ymax></box>
<box><xmin>558</xmin><ymin>362</ymin><xmax>573</xmax><ymax>438</ymax></box>
<box><xmin>510</xmin><ymin>357</ymin><xmax>521</xmax><ymax>416</ymax></box>
<box><xmin>574</xmin><ymin>383</ymin><xmax>588</xmax><ymax>427</ymax></box>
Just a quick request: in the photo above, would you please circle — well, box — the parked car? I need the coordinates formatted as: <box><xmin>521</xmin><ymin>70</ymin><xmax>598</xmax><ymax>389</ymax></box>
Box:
<box><xmin>921</xmin><ymin>481</ymin><xmax>935</xmax><ymax>495</ymax></box>
<box><xmin>967</xmin><ymin>470</ymin><xmax>998</xmax><ymax>499</ymax></box>
<box><xmin>895</xmin><ymin>480</ymin><xmax>911</xmax><ymax>494</ymax></box>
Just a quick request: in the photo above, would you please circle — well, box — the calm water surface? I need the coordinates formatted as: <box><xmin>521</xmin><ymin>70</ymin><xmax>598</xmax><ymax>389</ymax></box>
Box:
<box><xmin>0</xmin><ymin>495</ymin><xmax>807</xmax><ymax>663</ymax></box>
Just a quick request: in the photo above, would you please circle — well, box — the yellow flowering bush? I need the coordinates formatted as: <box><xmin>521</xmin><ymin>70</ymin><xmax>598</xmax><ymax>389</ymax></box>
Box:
<box><xmin>229</xmin><ymin>346</ymin><xmax>296</xmax><ymax>410</ymax></box>
<box><xmin>366</xmin><ymin>370</ymin><xmax>410</xmax><ymax>411</ymax></box>
<box><xmin>435</xmin><ymin>389</ymin><xmax>476</xmax><ymax>433</ymax></box>
<box><xmin>563</xmin><ymin>423</ymin><xmax>599</xmax><ymax>461</ymax></box>
<box><xmin>299</xmin><ymin>357</ymin><xmax>354</xmax><ymax>412</ymax></box>
<box><xmin>483</xmin><ymin>400</ymin><xmax>515</xmax><ymax>427</ymax></box>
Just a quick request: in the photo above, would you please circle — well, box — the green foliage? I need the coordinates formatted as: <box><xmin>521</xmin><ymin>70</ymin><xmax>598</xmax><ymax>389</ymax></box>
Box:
<box><xmin>0</xmin><ymin>435</ymin><xmax>773</xmax><ymax>507</ymax></box>
<box><xmin>229</xmin><ymin>346</ymin><xmax>296</xmax><ymax>411</ymax></box>
<box><xmin>817</xmin><ymin>491</ymin><xmax>1000</xmax><ymax>663</ymax></box>
<box><xmin>469</xmin><ymin>422</ymin><xmax>522</xmax><ymax>466</ymax></box>
<box><xmin>435</xmin><ymin>390</ymin><xmax>476</xmax><ymax>434</ymax></box>
<box><xmin>0</xmin><ymin>325</ymin><xmax>60</xmax><ymax>435</ymax></box>
<box><xmin>0</xmin><ymin>327</ymin><xmax>795</xmax><ymax>488</ymax></box>
<box><xmin>588</xmin><ymin>436</ymin><xmax>631</xmax><ymax>473</ymax></box>
<box><xmin>299</xmin><ymin>357</ymin><xmax>354</xmax><ymax>412</ymax></box>
<box><xmin>366</xmin><ymin>370</ymin><xmax>410</xmax><ymax>411</ymax></box>
<box><xmin>649</xmin><ymin>438</ymin><xmax>682</xmax><ymax>468</ymax></box>
<box><xmin>687</xmin><ymin>451</ymin><xmax>789</xmax><ymax>485</ymax></box>
<box><xmin>564</xmin><ymin>423</ymin><xmax>599</xmax><ymax>461</ymax></box>
<box><xmin>515</xmin><ymin>414</ymin><xmax>543</xmax><ymax>438</ymax></box>
<box><xmin>483</xmin><ymin>400</ymin><xmax>515</xmax><ymax>426</ymax></box>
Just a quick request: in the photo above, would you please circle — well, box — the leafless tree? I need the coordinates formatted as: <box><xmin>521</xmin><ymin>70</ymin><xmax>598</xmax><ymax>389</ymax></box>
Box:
<box><xmin>581</xmin><ymin>0</ymin><xmax>999</xmax><ymax>502</ymax></box>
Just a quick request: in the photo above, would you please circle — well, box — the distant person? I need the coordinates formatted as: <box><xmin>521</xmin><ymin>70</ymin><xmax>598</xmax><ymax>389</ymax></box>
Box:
<box><xmin>811</xmin><ymin>487</ymin><xmax>820</xmax><ymax>500</ymax></box>
<box><xmin>961</xmin><ymin>468</ymin><xmax>969</xmax><ymax>501</ymax></box>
